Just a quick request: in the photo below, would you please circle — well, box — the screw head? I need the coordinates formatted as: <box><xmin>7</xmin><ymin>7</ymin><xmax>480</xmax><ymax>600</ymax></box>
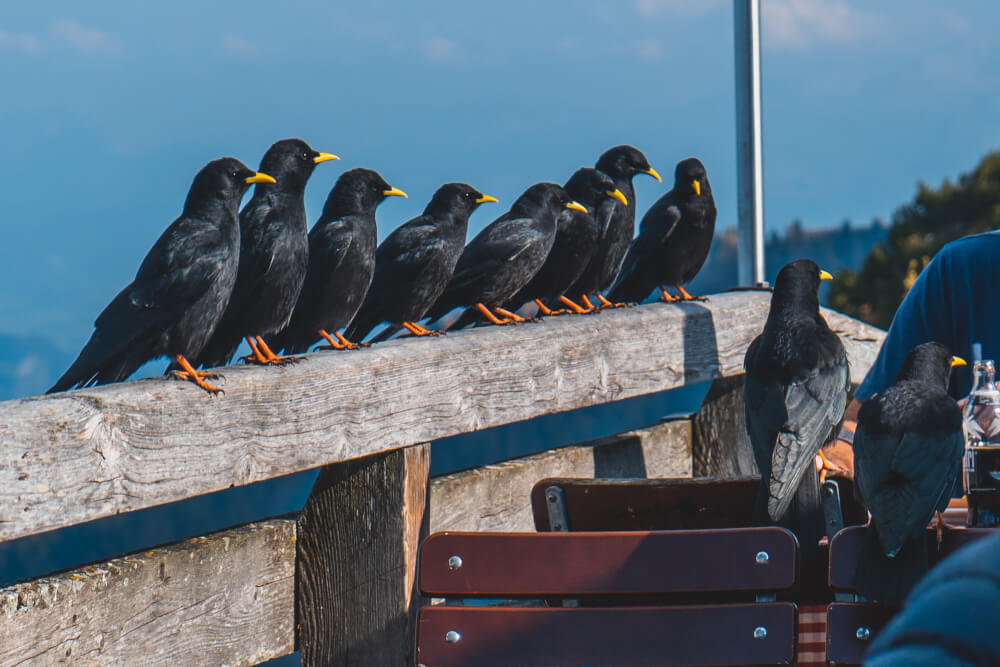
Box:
<box><xmin>447</xmin><ymin>555</ymin><xmax>463</xmax><ymax>570</ymax></box>
<box><xmin>856</xmin><ymin>627</ymin><xmax>871</xmax><ymax>641</ymax></box>
<box><xmin>755</xmin><ymin>551</ymin><xmax>769</xmax><ymax>564</ymax></box>
<box><xmin>445</xmin><ymin>630</ymin><xmax>461</xmax><ymax>644</ymax></box>
<box><xmin>753</xmin><ymin>626</ymin><xmax>768</xmax><ymax>639</ymax></box>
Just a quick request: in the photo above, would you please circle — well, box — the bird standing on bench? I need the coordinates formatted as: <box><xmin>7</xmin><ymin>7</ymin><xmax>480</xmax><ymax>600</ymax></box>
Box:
<box><xmin>744</xmin><ymin>259</ymin><xmax>848</xmax><ymax>557</ymax></box>
<box><xmin>853</xmin><ymin>342</ymin><xmax>965</xmax><ymax>604</ymax></box>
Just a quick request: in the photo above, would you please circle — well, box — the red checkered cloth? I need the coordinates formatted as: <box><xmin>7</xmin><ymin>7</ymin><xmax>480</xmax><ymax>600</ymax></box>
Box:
<box><xmin>797</xmin><ymin>605</ymin><xmax>827</xmax><ymax>666</ymax></box>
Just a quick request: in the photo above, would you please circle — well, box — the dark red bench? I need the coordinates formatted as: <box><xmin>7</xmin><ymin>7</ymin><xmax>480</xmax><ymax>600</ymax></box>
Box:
<box><xmin>826</xmin><ymin>525</ymin><xmax>994</xmax><ymax>665</ymax></box>
<box><xmin>417</xmin><ymin>527</ymin><xmax>800</xmax><ymax>666</ymax></box>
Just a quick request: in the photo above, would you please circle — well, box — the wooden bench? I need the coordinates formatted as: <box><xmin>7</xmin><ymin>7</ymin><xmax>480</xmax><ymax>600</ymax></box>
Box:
<box><xmin>826</xmin><ymin>524</ymin><xmax>994</xmax><ymax>665</ymax></box>
<box><xmin>416</xmin><ymin>528</ymin><xmax>800</xmax><ymax>666</ymax></box>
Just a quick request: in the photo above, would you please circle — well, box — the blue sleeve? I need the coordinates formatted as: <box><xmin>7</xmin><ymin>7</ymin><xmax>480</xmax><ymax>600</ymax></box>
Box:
<box><xmin>855</xmin><ymin>251</ymin><xmax>955</xmax><ymax>402</ymax></box>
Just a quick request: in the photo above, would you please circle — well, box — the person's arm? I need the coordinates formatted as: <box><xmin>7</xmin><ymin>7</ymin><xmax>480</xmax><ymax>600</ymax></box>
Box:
<box><xmin>820</xmin><ymin>398</ymin><xmax>860</xmax><ymax>477</ymax></box>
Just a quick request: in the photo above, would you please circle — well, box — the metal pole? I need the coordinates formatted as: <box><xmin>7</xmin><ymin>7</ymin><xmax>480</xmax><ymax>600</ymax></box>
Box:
<box><xmin>734</xmin><ymin>0</ymin><xmax>766</xmax><ymax>286</ymax></box>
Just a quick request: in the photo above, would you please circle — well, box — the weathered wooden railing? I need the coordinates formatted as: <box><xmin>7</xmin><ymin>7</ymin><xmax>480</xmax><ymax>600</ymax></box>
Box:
<box><xmin>0</xmin><ymin>291</ymin><xmax>884</xmax><ymax>665</ymax></box>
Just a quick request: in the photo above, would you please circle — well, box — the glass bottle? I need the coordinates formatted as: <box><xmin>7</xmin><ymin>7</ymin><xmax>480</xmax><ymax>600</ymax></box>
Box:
<box><xmin>963</xmin><ymin>360</ymin><xmax>1000</xmax><ymax>526</ymax></box>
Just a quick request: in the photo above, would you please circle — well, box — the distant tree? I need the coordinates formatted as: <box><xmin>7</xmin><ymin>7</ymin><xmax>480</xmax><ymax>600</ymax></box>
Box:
<box><xmin>829</xmin><ymin>150</ymin><xmax>1000</xmax><ymax>328</ymax></box>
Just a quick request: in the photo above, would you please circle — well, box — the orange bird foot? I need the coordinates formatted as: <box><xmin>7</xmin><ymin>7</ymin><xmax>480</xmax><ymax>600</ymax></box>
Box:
<box><xmin>676</xmin><ymin>285</ymin><xmax>708</xmax><ymax>301</ymax></box>
<box><xmin>816</xmin><ymin>449</ymin><xmax>840</xmax><ymax>486</ymax></box>
<box><xmin>494</xmin><ymin>306</ymin><xmax>533</xmax><ymax>323</ymax></box>
<box><xmin>581</xmin><ymin>294</ymin><xmax>598</xmax><ymax>311</ymax></box>
<box><xmin>658</xmin><ymin>286</ymin><xmax>680</xmax><ymax>303</ymax></box>
<box><xmin>316</xmin><ymin>329</ymin><xmax>367</xmax><ymax>350</ymax></box>
<box><xmin>533</xmin><ymin>299</ymin><xmax>570</xmax><ymax>316</ymax></box>
<box><xmin>242</xmin><ymin>336</ymin><xmax>300</xmax><ymax>364</ymax></box>
<box><xmin>402</xmin><ymin>321</ymin><xmax>442</xmax><ymax>337</ymax></box>
<box><xmin>597</xmin><ymin>293</ymin><xmax>631</xmax><ymax>309</ymax></box>
<box><xmin>475</xmin><ymin>303</ymin><xmax>514</xmax><ymax>325</ymax></box>
<box><xmin>172</xmin><ymin>354</ymin><xmax>224</xmax><ymax>395</ymax></box>
<box><xmin>558</xmin><ymin>296</ymin><xmax>591</xmax><ymax>314</ymax></box>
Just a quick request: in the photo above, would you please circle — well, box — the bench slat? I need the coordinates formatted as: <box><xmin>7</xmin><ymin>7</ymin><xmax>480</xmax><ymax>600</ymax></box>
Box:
<box><xmin>828</xmin><ymin>525</ymin><xmax>994</xmax><ymax>590</ymax></box>
<box><xmin>418</xmin><ymin>604</ymin><xmax>797</xmax><ymax>667</ymax></box>
<box><xmin>420</xmin><ymin>528</ymin><xmax>797</xmax><ymax>597</ymax></box>
<box><xmin>826</xmin><ymin>602</ymin><xmax>894</xmax><ymax>665</ymax></box>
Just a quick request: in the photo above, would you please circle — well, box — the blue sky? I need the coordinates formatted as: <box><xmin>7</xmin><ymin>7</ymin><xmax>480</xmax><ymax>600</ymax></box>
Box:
<box><xmin>2</xmin><ymin>0</ymin><xmax>999</xmax><ymax>349</ymax></box>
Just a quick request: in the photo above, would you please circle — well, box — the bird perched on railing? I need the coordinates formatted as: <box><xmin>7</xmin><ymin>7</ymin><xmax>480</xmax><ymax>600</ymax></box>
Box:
<box><xmin>344</xmin><ymin>183</ymin><xmax>497</xmax><ymax>344</ymax></box>
<box><xmin>188</xmin><ymin>138</ymin><xmax>338</xmax><ymax>368</ymax></box>
<box><xmin>607</xmin><ymin>157</ymin><xmax>716</xmax><ymax>304</ymax></box>
<box><xmin>853</xmin><ymin>342</ymin><xmax>965</xmax><ymax>604</ymax></box>
<box><xmin>48</xmin><ymin>158</ymin><xmax>274</xmax><ymax>394</ymax></box>
<box><xmin>274</xmin><ymin>168</ymin><xmax>407</xmax><ymax>353</ymax></box>
<box><xmin>744</xmin><ymin>259</ymin><xmax>848</xmax><ymax>557</ymax></box>
<box><xmin>566</xmin><ymin>145</ymin><xmax>660</xmax><ymax>310</ymax></box>
<box><xmin>504</xmin><ymin>168</ymin><xmax>627</xmax><ymax>316</ymax></box>
<box><xmin>427</xmin><ymin>182</ymin><xmax>586</xmax><ymax>329</ymax></box>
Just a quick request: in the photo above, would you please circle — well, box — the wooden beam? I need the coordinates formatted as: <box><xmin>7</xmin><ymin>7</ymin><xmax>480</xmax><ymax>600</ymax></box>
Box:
<box><xmin>691</xmin><ymin>375</ymin><xmax>758</xmax><ymax>478</ymax></box>
<box><xmin>296</xmin><ymin>444</ymin><xmax>430</xmax><ymax>666</ymax></box>
<box><xmin>430</xmin><ymin>420</ymin><xmax>693</xmax><ymax>533</ymax></box>
<box><xmin>0</xmin><ymin>519</ymin><xmax>295</xmax><ymax>666</ymax></box>
<box><xmin>0</xmin><ymin>292</ymin><xmax>884</xmax><ymax>542</ymax></box>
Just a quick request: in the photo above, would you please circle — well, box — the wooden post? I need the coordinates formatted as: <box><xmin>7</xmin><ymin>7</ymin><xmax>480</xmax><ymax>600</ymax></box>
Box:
<box><xmin>296</xmin><ymin>444</ymin><xmax>430</xmax><ymax>666</ymax></box>
<box><xmin>692</xmin><ymin>375</ymin><xmax>759</xmax><ymax>477</ymax></box>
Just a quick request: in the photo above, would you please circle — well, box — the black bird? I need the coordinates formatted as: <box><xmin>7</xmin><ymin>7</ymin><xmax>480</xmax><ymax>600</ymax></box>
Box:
<box><xmin>344</xmin><ymin>183</ymin><xmax>497</xmax><ymax>344</ymax></box>
<box><xmin>853</xmin><ymin>342</ymin><xmax>966</xmax><ymax>604</ymax></box>
<box><xmin>426</xmin><ymin>183</ymin><xmax>587</xmax><ymax>329</ymax></box>
<box><xmin>49</xmin><ymin>158</ymin><xmax>274</xmax><ymax>394</ymax></box>
<box><xmin>504</xmin><ymin>168</ymin><xmax>627</xmax><ymax>316</ymax></box>
<box><xmin>566</xmin><ymin>145</ymin><xmax>660</xmax><ymax>309</ymax></box>
<box><xmin>190</xmin><ymin>138</ymin><xmax>338</xmax><ymax>368</ymax></box>
<box><xmin>273</xmin><ymin>168</ymin><xmax>407</xmax><ymax>353</ymax></box>
<box><xmin>607</xmin><ymin>158</ymin><xmax>716</xmax><ymax>304</ymax></box>
<box><xmin>744</xmin><ymin>259</ymin><xmax>848</xmax><ymax>557</ymax></box>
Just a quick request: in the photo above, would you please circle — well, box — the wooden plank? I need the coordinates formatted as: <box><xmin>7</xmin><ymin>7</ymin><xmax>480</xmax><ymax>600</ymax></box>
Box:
<box><xmin>419</xmin><ymin>528</ymin><xmax>798</xmax><ymax>596</ymax></box>
<box><xmin>417</xmin><ymin>604</ymin><xmax>798</xmax><ymax>667</ymax></box>
<box><xmin>0</xmin><ymin>519</ymin><xmax>295</xmax><ymax>666</ymax></box>
<box><xmin>296</xmin><ymin>444</ymin><xmax>430</xmax><ymax>666</ymax></box>
<box><xmin>430</xmin><ymin>419</ymin><xmax>692</xmax><ymax>533</ymax></box>
<box><xmin>0</xmin><ymin>292</ymin><xmax>883</xmax><ymax>543</ymax></box>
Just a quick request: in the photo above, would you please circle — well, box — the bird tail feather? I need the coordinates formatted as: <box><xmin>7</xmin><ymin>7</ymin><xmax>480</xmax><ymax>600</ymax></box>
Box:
<box><xmin>781</xmin><ymin>466</ymin><xmax>825</xmax><ymax>559</ymax></box>
<box><xmin>854</xmin><ymin>526</ymin><xmax>927</xmax><ymax>605</ymax></box>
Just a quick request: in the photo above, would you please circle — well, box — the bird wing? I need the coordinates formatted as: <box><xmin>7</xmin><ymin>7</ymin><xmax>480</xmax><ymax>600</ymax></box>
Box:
<box><xmin>766</xmin><ymin>356</ymin><xmax>849</xmax><ymax>520</ymax></box>
<box><xmin>855</xmin><ymin>425</ymin><xmax>963</xmax><ymax>555</ymax></box>
<box><xmin>445</xmin><ymin>218</ymin><xmax>538</xmax><ymax>294</ymax></box>
<box><xmin>609</xmin><ymin>203</ymin><xmax>681</xmax><ymax>298</ymax></box>
<box><xmin>374</xmin><ymin>222</ymin><xmax>445</xmax><ymax>280</ymax></box>
<box><xmin>295</xmin><ymin>219</ymin><xmax>355</xmax><ymax>313</ymax></box>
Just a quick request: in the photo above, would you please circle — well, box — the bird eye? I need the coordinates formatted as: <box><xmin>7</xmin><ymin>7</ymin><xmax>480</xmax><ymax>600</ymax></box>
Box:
<box><xmin>301</xmin><ymin>151</ymin><xmax>310</xmax><ymax>160</ymax></box>
<box><xmin>231</xmin><ymin>170</ymin><xmax>239</xmax><ymax>178</ymax></box>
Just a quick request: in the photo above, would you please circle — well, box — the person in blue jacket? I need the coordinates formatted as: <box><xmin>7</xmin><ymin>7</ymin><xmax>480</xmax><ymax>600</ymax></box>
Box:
<box><xmin>833</xmin><ymin>231</ymin><xmax>1000</xmax><ymax>463</ymax></box>
<box><xmin>863</xmin><ymin>528</ymin><xmax>1000</xmax><ymax>666</ymax></box>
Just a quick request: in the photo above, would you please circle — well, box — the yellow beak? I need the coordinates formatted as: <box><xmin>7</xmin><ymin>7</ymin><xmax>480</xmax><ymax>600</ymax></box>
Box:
<box><xmin>565</xmin><ymin>201</ymin><xmax>588</xmax><ymax>213</ymax></box>
<box><xmin>475</xmin><ymin>194</ymin><xmax>498</xmax><ymax>204</ymax></box>
<box><xmin>383</xmin><ymin>186</ymin><xmax>408</xmax><ymax>198</ymax></box>
<box><xmin>245</xmin><ymin>172</ymin><xmax>277</xmax><ymax>184</ymax></box>
<box><xmin>645</xmin><ymin>167</ymin><xmax>662</xmax><ymax>182</ymax></box>
<box><xmin>952</xmin><ymin>356</ymin><xmax>968</xmax><ymax>367</ymax></box>
<box><xmin>692</xmin><ymin>179</ymin><xmax>701</xmax><ymax>196</ymax></box>
<box><xmin>607</xmin><ymin>189</ymin><xmax>628</xmax><ymax>207</ymax></box>
<box><xmin>313</xmin><ymin>152</ymin><xmax>340</xmax><ymax>164</ymax></box>
<box><xmin>819</xmin><ymin>269</ymin><xmax>833</xmax><ymax>281</ymax></box>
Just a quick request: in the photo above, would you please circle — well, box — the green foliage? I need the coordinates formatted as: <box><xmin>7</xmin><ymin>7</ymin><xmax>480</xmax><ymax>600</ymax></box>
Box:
<box><xmin>829</xmin><ymin>150</ymin><xmax>1000</xmax><ymax>328</ymax></box>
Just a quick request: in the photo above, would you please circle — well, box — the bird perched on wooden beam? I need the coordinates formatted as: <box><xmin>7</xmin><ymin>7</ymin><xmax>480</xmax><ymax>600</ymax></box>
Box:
<box><xmin>853</xmin><ymin>342</ymin><xmax>965</xmax><ymax>604</ymax></box>
<box><xmin>607</xmin><ymin>157</ymin><xmax>716</xmax><ymax>304</ymax></box>
<box><xmin>190</xmin><ymin>138</ymin><xmax>338</xmax><ymax>368</ymax></box>
<box><xmin>344</xmin><ymin>183</ymin><xmax>497</xmax><ymax>344</ymax></box>
<box><xmin>275</xmin><ymin>168</ymin><xmax>408</xmax><ymax>353</ymax></box>
<box><xmin>427</xmin><ymin>182</ymin><xmax>586</xmax><ymax>330</ymax></box>
<box><xmin>49</xmin><ymin>158</ymin><xmax>274</xmax><ymax>394</ymax></box>
<box><xmin>744</xmin><ymin>259</ymin><xmax>849</xmax><ymax>557</ymax></box>
<box><xmin>566</xmin><ymin>145</ymin><xmax>660</xmax><ymax>310</ymax></box>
